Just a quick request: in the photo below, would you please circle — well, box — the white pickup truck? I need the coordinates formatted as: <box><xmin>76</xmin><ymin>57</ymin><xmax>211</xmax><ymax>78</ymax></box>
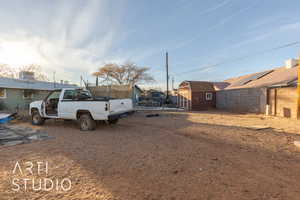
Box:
<box><xmin>29</xmin><ymin>88</ymin><xmax>133</xmax><ymax>131</ymax></box>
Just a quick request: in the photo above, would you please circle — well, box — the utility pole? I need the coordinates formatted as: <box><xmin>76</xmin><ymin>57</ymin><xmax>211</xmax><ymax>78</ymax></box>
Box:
<box><xmin>53</xmin><ymin>71</ymin><xmax>56</xmax><ymax>88</ymax></box>
<box><xmin>96</xmin><ymin>76</ymin><xmax>99</xmax><ymax>86</ymax></box>
<box><xmin>166</xmin><ymin>52</ymin><xmax>169</xmax><ymax>104</ymax></box>
<box><xmin>172</xmin><ymin>76</ymin><xmax>174</xmax><ymax>90</ymax></box>
<box><xmin>297</xmin><ymin>54</ymin><xmax>300</xmax><ymax>119</ymax></box>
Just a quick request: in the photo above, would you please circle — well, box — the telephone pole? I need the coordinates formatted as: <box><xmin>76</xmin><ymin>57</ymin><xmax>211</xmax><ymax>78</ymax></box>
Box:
<box><xmin>166</xmin><ymin>52</ymin><xmax>169</xmax><ymax>103</ymax></box>
<box><xmin>53</xmin><ymin>71</ymin><xmax>56</xmax><ymax>88</ymax></box>
<box><xmin>297</xmin><ymin>54</ymin><xmax>300</xmax><ymax>119</ymax></box>
<box><xmin>172</xmin><ymin>76</ymin><xmax>174</xmax><ymax>90</ymax></box>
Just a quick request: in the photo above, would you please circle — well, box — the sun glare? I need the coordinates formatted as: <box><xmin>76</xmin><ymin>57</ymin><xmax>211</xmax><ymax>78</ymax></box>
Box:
<box><xmin>0</xmin><ymin>41</ymin><xmax>42</xmax><ymax>67</ymax></box>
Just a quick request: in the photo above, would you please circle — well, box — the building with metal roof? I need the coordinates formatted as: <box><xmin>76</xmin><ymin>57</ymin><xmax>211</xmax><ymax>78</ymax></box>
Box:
<box><xmin>216</xmin><ymin>58</ymin><xmax>299</xmax><ymax>118</ymax></box>
<box><xmin>0</xmin><ymin>75</ymin><xmax>78</xmax><ymax>112</ymax></box>
<box><xmin>0</xmin><ymin>77</ymin><xmax>78</xmax><ymax>91</ymax></box>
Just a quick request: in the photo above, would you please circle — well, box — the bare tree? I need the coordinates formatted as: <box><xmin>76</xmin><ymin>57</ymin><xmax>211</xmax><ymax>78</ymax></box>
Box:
<box><xmin>0</xmin><ymin>64</ymin><xmax>49</xmax><ymax>81</ymax></box>
<box><xmin>0</xmin><ymin>64</ymin><xmax>17</xmax><ymax>78</ymax></box>
<box><xmin>20</xmin><ymin>64</ymin><xmax>49</xmax><ymax>81</ymax></box>
<box><xmin>93</xmin><ymin>62</ymin><xmax>154</xmax><ymax>85</ymax></box>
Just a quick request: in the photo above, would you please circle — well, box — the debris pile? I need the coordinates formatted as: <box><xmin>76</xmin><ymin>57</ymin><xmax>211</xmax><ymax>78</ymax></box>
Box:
<box><xmin>0</xmin><ymin>125</ymin><xmax>52</xmax><ymax>147</ymax></box>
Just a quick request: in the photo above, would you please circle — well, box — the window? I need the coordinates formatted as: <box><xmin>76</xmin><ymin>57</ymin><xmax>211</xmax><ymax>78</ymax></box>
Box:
<box><xmin>0</xmin><ymin>88</ymin><xmax>6</xmax><ymax>99</ymax></box>
<box><xmin>23</xmin><ymin>90</ymin><xmax>34</xmax><ymax>99</ymax></box>
<box><xmin>46</xmin><ymin>90</ymin><xmax>61</xmax><ymax>101</ymax></box>
<box><xmin>205</xmin><ymin>92</ymin><xmax>213</xmax><ymax>101</ymax></box>
<box><xmin>63</xmin><ymin>89</ymin><xmax>92</xmax><ymax>100</ymax></box>
<box><xmin>63</xmin><ymin>90</ymin><xmax>76</xmax><ymax>100</ymax></box>
<box><xmin>76</xmin><ymin>90</ymin><xmax>92</xmax><ymax>99</ymax></box>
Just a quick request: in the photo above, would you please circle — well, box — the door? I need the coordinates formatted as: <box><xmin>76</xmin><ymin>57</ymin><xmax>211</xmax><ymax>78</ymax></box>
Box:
<box><xmin>58</xmin><ymin>90</ymin><xmax>77</xmax><ymax>119</ymax></box>
<box><xmin>44</xmin><ymin>90</ymin><xmax>61</xmax><ymax>117</ymax></box>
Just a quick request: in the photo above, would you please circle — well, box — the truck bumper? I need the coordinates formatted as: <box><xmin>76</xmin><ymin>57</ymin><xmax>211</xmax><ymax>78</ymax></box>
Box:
<box><xmin>108</xmin><ymin>111</ymin><xmax>135</xmax><ymax>121</ymax></box>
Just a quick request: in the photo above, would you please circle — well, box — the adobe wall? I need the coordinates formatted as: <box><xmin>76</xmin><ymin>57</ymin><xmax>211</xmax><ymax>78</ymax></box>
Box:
<box><xmin>269</xmin><ymin>87</ymin><xmax>298</xmax><ymax>118</ymax></box>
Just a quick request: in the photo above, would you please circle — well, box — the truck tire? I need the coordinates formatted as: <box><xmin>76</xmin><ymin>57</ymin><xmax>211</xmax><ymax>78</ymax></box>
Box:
<box><xmin>79</xmin><ymin>114</ymin><xmax>96</xmax><ymax>131</ymax></box>
<box><xmin>31</xmin><ymin>110</ymin><xmax>45</xmax><ymax>125</ymax></box>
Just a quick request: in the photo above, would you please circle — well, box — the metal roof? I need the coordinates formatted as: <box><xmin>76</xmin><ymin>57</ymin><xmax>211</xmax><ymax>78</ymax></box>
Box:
<box><xmin>0</xmin><ymin>77</ymin><xmax>78</xmax><ymax>91</ymax></box>
<box><xmin>224</xmin><ymin>65</ymin><xmax>298</xmax><ymax>90</ymax></box>
<box><xmin>179</xmin><ymin>81</ymin><xmax>216</xmax><ymax>91</ymax></box>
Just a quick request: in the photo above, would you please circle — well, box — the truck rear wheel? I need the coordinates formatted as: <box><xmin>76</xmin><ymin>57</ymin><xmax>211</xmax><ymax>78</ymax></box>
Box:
<box><xmin>79</xmin><ymin>114</ymin><xmax>96</xmax><ymax>131</ymax></box>
<box><xmin>31</xmin><ymin>110</ymin><xmax>45</xmax><ymax>125</ymax></box>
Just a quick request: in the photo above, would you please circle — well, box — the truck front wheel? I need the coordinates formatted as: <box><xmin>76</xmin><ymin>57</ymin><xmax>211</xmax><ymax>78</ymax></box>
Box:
<box><xmin>79</xmin><ymin>114</ymin><xmax>96</xmax><ymax>131</ymax></box>
<box><xmin>31</xmin><ymin>110</ymin><xmax>45</xmax><ymax>125</ymax></box>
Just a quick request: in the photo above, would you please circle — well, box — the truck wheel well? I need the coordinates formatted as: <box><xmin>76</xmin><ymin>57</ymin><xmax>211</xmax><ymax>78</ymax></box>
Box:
<box><xmin>31</xmin><ymin>108</ymin><xmax>38</xmax><ymax>113</ymax></box>
<box><xmin>76</xmin><ymin>110</ymin><xmax>93</xmax><ymax>120</ymax></box>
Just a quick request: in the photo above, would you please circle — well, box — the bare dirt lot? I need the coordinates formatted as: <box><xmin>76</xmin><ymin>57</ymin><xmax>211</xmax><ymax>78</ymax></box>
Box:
<box><xmin>1</xmin><ymin>111</ymin><xmax>300</xmax><ymax>200</ymax></box>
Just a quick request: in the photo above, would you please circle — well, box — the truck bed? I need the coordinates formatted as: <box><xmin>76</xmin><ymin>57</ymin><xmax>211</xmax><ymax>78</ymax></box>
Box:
<box><xmin>109</xmin><ymin>99</ymin><xmax>133</xmax><ymax>114</ymax></box>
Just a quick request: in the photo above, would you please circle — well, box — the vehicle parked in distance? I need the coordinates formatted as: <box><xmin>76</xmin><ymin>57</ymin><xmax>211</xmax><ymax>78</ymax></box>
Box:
<box><xmin>29</xmin><ymin>88</ymin><xmax>133</xmax><ymax>131</ymax></box>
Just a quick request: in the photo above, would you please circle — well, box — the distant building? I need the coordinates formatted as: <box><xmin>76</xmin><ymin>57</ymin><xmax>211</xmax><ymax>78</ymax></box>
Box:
<box><xmin>0</xmin><ymin>72</ymin><xmax>78</xmax><ymax>112</ymax></box>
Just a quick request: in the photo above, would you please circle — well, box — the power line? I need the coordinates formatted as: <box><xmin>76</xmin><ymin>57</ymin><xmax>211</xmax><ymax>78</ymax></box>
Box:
<box><xmin>174</xmin><ymin>40</ymin><xmax>300</xmax><ymax>76</ymax></box>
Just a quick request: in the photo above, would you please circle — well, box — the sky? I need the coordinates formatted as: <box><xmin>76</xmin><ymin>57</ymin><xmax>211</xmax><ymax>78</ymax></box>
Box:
<box><xmin>0</xmin><ymin>0</ymin><xmax>300</xmax><ymax>88</ymax></box>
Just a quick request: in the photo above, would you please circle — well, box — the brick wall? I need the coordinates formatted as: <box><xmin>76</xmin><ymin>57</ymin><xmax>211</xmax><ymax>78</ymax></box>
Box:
<box><xmin>216</xmin><ymin>88</ymin><xmax>267</xmax><ymax>113</ymax></box>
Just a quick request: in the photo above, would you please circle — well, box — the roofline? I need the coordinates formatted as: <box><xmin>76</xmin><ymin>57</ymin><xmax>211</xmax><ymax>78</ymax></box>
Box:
<box><xmin>0</xmin><ymin>76</ymin><xmax>79</xmax><ymax>90</ymax></box>
<box><xmin>0</xmin><ymin>86</ymin><xmax>78</xmax><ymax>90</ymax></box>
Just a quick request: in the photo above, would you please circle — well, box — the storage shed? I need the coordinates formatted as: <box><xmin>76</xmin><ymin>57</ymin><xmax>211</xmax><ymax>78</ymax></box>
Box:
<box><xmin>177</xmin><ymin>81</ymin><xmax>227</xmax><ymax>111</ymax></box>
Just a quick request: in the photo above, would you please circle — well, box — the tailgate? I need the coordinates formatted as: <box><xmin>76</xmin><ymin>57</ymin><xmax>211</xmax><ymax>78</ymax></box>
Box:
<box><xmin>109</xmin><ymin>99</ymin><xmax>133</xmax><ymax>114</ymax></box>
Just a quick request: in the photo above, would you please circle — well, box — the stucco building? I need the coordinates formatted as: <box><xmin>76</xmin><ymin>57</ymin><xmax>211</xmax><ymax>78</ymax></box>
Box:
<box><xmin>0</xmin><ymin>72</ymin><xmax>77</xmax><ymax>112</ymax></box>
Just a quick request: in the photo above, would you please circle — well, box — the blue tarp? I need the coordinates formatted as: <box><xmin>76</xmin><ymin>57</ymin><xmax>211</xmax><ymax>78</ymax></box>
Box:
<box><xmin>0</xmin><ymin>113</ymin><xmax>16</xmax><ymax>124</ymax></box>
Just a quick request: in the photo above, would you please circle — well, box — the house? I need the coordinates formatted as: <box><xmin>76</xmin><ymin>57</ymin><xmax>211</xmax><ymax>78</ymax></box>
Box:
<box><xmin>0</xmin><ymin>72</ymin><xmax>78</xmax><ymax>112</ymax></box>
<box><xmin>177</xmin><ymin>81</ymin><xmax>228</xmax><ymax>110</ymax></box>
<box><xmin>88</xmin><ymin>84</ymin><xmax>143</xmax><ymax>106</ymax></box>
<box><xmin>216</xmin><ymin>58</ymin><xmax>299</xmax><ymax>118</ymax></box>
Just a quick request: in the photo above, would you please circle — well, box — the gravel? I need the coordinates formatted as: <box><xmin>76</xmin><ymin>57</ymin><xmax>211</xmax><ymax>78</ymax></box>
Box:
<box><xmin>0</xmin><ymin>111</ymin><xmax>300</xmax><ymax>200</ymax></box>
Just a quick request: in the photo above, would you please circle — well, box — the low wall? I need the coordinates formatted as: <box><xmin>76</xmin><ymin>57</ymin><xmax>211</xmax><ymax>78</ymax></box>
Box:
<box><xmin>89</xmin><ymin>85</ymin><xmax>132</xmax><ymax>99</ymax></box>
<box><xmin>216</xmin><ymin>88</ymin><xmax>267</xmax><ymax>113</ymax></box>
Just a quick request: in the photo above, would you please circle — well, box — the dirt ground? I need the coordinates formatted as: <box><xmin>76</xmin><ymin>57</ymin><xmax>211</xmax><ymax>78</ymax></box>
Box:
<box><xmin>0</xmin><ymin>110</ymin><xmax>300</xmax><ymax>200</ymax></box>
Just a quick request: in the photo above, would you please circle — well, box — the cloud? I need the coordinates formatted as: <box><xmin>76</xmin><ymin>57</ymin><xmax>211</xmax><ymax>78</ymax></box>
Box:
<box><xmin>279</xmin><ymin>22</ymin><xmax>300</xmax><ymax>31</ymax></box>
<box><xmin>230</xmin><ymin>21</ymin><xmax>300</xmax><ymax>49</ymax></box>
<box><xmin>170</xmin><ymin>1</ymin><xmax>259</xmax><ymax>51</ymax></box>
<box><xmin>196</xmin><ymin>0</ymin><xmax>232</xmax><ymax>16</ymax></box>
<box><xmin>0</xmin><ymin>0</ymin><xmax>133</xmax><ymax>84</ymax></box>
